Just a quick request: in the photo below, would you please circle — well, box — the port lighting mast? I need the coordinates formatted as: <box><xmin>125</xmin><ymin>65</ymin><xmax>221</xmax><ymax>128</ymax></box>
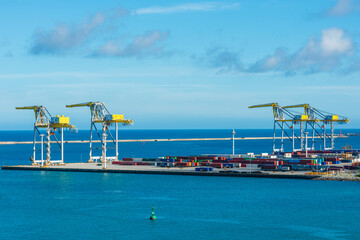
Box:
<box><xmin>66</xmin><ymin>102</ymin><xmax>133</xmax><ymax>163</ymax></box>
<box><xmin>16</xmin><ymin>106</ymin><xmax>76</xmax><ymax>165</ymax></box>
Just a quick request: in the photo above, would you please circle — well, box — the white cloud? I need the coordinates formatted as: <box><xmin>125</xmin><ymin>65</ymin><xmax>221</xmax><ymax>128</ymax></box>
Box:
<box><xmin>247</xmin><ymin>28</ymin><xmax>354</xmax><ymax>74</ymax></box>
<box><xmin>92</xmin><ymin>30</ymin><xmax>170</xmax><ymax>58</ymax></box>
<box><xmin>133</xmin><ymin>2</ymin><xmax>239</xmax><ymax>15</ymax></box>
<box><xmin>320</xmin><ymin>28</ymin><xmax>353</xmax><ymax>55</ymax></box>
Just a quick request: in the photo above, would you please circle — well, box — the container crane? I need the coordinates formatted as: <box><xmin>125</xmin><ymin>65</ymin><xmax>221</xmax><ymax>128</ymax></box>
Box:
<box><xmin>66</xmin><ymin>102</ymin><xmax>133</xmax><ymax>164</ymax></box>
<box><xmin>313</xmin><ymin>107</ymin><xmax>349</xmax><ymax>150</ymax></box>
<box><xmin>283</xmin><ymin>104</ymin><xmax>349</xmax><ymax>150</ymax></box>
<box><xmin>248</xmin><ymin>103</ymin><xmax>304</xmax><ymax>152</ymax></box>
<box><xmin>283</xmin><ymin>104</ymin><xmax>316</xmax><ymax>151</ymax></box>
<box><xmin>16</xmin><ymin>105</ymin><xmax>76</xmax><ymax>165</ymax></box>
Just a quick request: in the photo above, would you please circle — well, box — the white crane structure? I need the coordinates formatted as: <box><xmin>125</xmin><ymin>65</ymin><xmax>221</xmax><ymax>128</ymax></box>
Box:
<box><xmin>16</xmin><ymin>105</ymin><xmax>76</xmax><ymax>165</ymax></box>
<box><xmin>66</xmin><ymin>102</ymin><xmax>133</xmax><ymax>164</ymax></box>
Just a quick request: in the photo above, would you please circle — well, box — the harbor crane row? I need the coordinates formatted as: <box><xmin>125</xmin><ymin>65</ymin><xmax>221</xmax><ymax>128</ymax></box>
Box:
<box><xmin>66</xmin><ymin>102</ymin><xmax>133</xmax><ymax>163</ymax></box>
<box><xmin>16</xmin><ymin>106</ymin><xmax>76</xmax><ymax>165</ymax></box>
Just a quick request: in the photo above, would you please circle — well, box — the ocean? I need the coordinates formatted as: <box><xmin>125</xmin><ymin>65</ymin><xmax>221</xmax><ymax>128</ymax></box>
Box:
<box><xmin>1</xmin><ymin>129</ymin><xmax>360</xmax><ymax>240</ymax></box>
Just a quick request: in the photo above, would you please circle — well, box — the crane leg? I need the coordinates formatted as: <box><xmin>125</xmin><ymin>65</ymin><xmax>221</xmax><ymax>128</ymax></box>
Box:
<box><xmin>115</xmin><ymin>122</ymin><xmax>118</xmax><ymax>161</ymax></box>
<box><xmin>88</xmin><ymin>122</ymin><xmax>94</xmax><ymax>163</ymax></box>
<box><xmin>101</xmin><ymin>123</ymin><xmax>107</xmax><ymax>163</ymax></box>
<box><xmin>32</xmin><ymin>125</ymin><xmax>36</xmax><ymax>165</ymax></box>
<box><xmin>46</xmin><ymin>127</ymin><xmax>51</xmax><ymax>165</ymax></box>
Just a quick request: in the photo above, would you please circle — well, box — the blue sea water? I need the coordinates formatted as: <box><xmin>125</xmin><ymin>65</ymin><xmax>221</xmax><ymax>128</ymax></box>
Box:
<box><xmin>0</xmin><ymin>129</ymin><xmax>360</xmax><ymax>240</ymax></box>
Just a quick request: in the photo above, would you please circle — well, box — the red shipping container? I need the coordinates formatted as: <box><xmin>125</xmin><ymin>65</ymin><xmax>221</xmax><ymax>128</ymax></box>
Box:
<box><xmin>123</xmin><ymin>158</ymin><xmax>133</xmax><ymax>161</ymax></box>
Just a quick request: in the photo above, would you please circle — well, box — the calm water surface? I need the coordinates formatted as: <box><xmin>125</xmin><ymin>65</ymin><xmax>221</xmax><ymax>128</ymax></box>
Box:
<box><xmin>0</xmin><ymin>130</ymin><xmax>359</xmax><ymax>240</ymax></box>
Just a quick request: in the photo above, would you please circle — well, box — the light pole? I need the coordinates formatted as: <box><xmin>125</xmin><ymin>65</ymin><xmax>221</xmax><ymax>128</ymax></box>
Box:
<box><xmin>305</xmin><ymin>132</ymin><xmax>309</xmax><ymax>158</ymax></box>
<box><xmin>40</xmin><ymin>134</ymin><xmax>44</xmax><ymax>167</ymax></box>
<box><xmin>232</xmin><ymin>129</ymin><xmax>235</xmax><ymax>155</ymax></box>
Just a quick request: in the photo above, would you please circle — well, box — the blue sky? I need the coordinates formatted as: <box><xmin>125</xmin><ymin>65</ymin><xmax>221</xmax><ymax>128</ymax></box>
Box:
<box><xmin>1</xmin><ymin>0</ymin><xmax>360</xmax><ymax>129</ymax></box>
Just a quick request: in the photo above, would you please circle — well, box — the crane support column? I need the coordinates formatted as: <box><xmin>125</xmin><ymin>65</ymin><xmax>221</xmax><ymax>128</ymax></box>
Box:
<box><xmin>46</xmin><ymin>127</ymin><xmax>51</xmax><ymax>165</ymax></box>
<box><xmin>331</xmin><ymin>122</ymin><xmax>334</xmax><ymax>149</ymax></box>
<box><xmin>32</xmin><ymin>124</ymin><xmax>36</xmax><ymax>165</ymax></box>
<box><xmin>89</xmin><ymin>122</ymin><xmax>94</xmax><ymax>162</ymax></box>
<box><xmin>323</xmin><ymin>121</ymin><xmax>326</xmax><ymax>150</ymax></box>
<box><xmin>115</xmin><ymin>122</ymin><xmax>119</xmax><ymax>160</ymax></box>
<box><xmin>61</xmin><ymin>127</ymin><xmax>64</xmax><ymax>164</ymax></box>
<box><xmin>292</xmin><ymin>120</ymin><xmax>295</xmax><ymax>152</ymax></box>
<box><xmin>272</xmin><ymin>120</ymin><xmax>276</xmax><ymax>152</ymax></box>
<box><xmin>312</xmin><ymin>123</ymin><xmax>315</xmax><ymax>150</ymax></box>
<box><xmin>300</xmin><ymin>122</ymin><xmax>304</xmax><ymax>151</ymax></box>
<box><xmin>280</xmin><ymin>122</ymin><xmax>284</xmax><ymax>152</ymax></box>
<box><xmin>101</xmin><ymin>123</ymin><xmax>107</xmax><ymax>163</ymax></box>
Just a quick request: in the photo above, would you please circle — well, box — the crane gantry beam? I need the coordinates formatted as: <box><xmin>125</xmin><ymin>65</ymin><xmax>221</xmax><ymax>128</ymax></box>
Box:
<box><xmin>283</xmin><ymin>104</ymin><xmax>350</xmax><ymax>150</ymax></box>
<box><xmin>66</xmin><ymin>101</ymin><xmax>133</xmax><ymax>166</ymax></box>
<box><xmin>248</xmin><ymin>102</ymin><xmax>349</xmax><ymax>152</ymax></box>
<box><xmin>16</xmin><ymin>105</ymin><xmax>76</xmax><ymax>166</ymax></box>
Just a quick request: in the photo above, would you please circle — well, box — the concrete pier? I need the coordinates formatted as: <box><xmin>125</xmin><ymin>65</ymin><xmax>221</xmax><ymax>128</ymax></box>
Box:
<box><xmin>1</xmin><ymin>163</ymin><xmax>320</xmax><ymax>180</ymax></box>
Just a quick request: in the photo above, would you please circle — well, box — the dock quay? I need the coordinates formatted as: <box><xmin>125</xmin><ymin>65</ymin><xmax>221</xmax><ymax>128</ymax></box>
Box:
<box><xmin>1</xmin><ymin>163</ymin><xmax>321</xmax><ymax>180</ymax></box>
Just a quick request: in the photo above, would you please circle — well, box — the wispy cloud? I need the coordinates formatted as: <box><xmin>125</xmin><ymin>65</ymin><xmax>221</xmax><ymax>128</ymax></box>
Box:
<box><xmin>91</xmin><ymin>30</ymin><xmax>170</xmax><ymax>58</ymax></box>
<box><xmin>133</xmin><ymin>2</ymin><xmax>239</xmax><ymax>15</ymax></box>
<box><xmin>325</xmin><ymin>0</ymin><xmax>360</xmax><ymax>17</ymax></box>
<box><xmin>0</xmin><ymin>69</ymin><xmax>185</xmax><ymax>80</ymax></box>
<box><xmin>246</xmin><ymin>28</ymin><xmax>354</xmax><ymax>74</ymax></box>
<box><xmin>30</xmin><ymin>13</ymin><xmax>106</xmax><ymax>55</ymax></box>
<box><xmin>194</xmin><ymin>46</ymin><xmax>243</xmax><ymax>73</ymax></box>
<box><xmin>28</xmin><ymin>8</ymin><xmax>171</xmax><ymax>58</ymax></box>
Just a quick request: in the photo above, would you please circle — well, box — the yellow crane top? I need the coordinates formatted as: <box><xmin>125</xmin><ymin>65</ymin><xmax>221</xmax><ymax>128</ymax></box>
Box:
<box><xmin>16</xmin><ymin>105</ymin><xmax>76</xmax><ymax>129</ymax></box>
<box><xmin>66</xmin><ymin>101</ymin><xmax>134</xmax><ymax>125</ymax></box>
<box><xmin>282</xmin><ymin>104</ymin><xmax>313</xmax><ymax>122</ymax></box>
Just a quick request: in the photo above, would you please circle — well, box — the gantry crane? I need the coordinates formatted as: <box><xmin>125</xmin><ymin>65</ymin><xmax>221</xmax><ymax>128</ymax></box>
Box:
<box><xmin>66</xmin><ymin>102</ymin><xmax>133</xmax><ymax>164</ymax></box>
<box><xmin>283</xmin><ymin>104</ymin><xmax>349</xmax><ymax>150</ymax></box>
<box><xmin>282</xmin><ymin>104</ymin><xmax>317</xmax><ymax>151</ymax></box>
<box><xmin>16</xmin><ymin>106</ymin><xmax>76</xmax><ymax>165</ymax></box>
<box><xmin>248</xmin><ymin>103</ymin><xmax>307</xmax><ymax>152</ymax></box>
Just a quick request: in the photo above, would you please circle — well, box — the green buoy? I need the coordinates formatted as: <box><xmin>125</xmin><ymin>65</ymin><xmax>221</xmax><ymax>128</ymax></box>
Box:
<box><xmin>150</xmin><ymin>204</ymin><xmax>156</xmax><ymax>220</ymax></box>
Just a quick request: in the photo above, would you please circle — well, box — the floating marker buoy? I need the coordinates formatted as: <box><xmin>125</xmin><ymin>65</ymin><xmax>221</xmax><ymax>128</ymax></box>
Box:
<box><xmin>150</xmin><ymin>204</ymin><xmax>156</xmax><ymax>220</ymax></box>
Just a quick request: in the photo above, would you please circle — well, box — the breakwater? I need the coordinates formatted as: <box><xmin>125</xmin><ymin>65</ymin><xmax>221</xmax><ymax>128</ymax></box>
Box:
<box><xmin>0</xmin><ymin>135</ymin><xmax>345</xmax><ymax>145</ymax></box>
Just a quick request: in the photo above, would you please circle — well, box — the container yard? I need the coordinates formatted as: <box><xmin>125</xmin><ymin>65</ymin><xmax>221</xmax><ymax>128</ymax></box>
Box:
<box><xmin>3</xmin><ymin>150</ymin><xmax>360</xmax><ymax>181</ymax></box>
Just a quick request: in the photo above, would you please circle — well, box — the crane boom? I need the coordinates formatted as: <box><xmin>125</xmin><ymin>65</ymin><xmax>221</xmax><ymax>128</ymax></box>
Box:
<box><xmin>248</xmin><ymin>103</ymin><xmax>282</xmax><ymax>119</ymax></box>
<box><xmin>65</xmin><ymin>102</ymin><xmax>96</xmax><ymax>108</ymax></box>
<box><xmin>16</xmin><ymin>106</ymin><xmax>41</xmax><ymax>110</ymax></box>
<box><xmin>282</xmin><ymin>104</ymin><xmax>309</xmax><ymax>109</ymax></box>
<box><xmin>16</xmin><ymin>105</ymin><xmax>50</xmax><ymax>127</ymax></box>
<box><xmin>248</xmin><ymin>103</ymin><xmax>278</xmax><ymax>108</ymax></box>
